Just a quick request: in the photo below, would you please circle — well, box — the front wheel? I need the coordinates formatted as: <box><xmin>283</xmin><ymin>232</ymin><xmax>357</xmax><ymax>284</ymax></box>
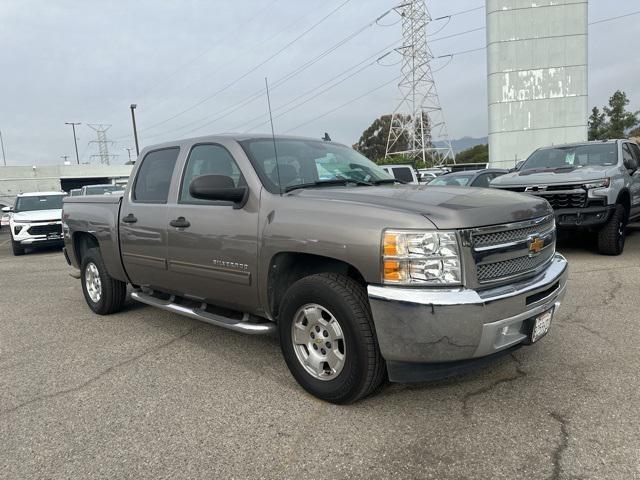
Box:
<box><xmin>81</xmin><ymin>248</ymin><xmax>127</xmax><ymax>315</ymax></box>
<box><xmin>278</xmin><ymin>273</ymin><xmax>385</xmax><ymax>404</ymax></box>
<box><xmin>11</xmin><ymin>238</ymin><xmax>25</xmax><ymax>256</ymax></box>
<box><xmin>597</xmin><ymin>204</ymin><xmax>627</xmax><ymax>255</ymax></box>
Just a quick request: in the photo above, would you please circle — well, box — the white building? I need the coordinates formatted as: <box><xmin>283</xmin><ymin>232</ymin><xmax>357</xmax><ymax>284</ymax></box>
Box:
<box><xmin>0</xmin><ymin>164</ymin><xmax>132</xmax><ymax>207</ymax></box>
<box><xmin>487</xmin><ymin>0</ymin><xmax>588</xmax><ymax>168</ymax></box>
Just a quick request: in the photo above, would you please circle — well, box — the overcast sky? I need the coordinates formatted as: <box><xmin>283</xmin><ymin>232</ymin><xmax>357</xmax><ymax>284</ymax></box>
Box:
<box><xmin>1</xmin><ymin>0</ymin><xmax>638</xmax><ymax>165</ymax></box>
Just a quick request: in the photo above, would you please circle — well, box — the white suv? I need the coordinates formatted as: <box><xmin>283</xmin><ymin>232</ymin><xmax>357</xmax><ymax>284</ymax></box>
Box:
<box><xmin>5</xmin><ymin>192</ymin><xmax>66</xmax><ymax>256</ymax></box>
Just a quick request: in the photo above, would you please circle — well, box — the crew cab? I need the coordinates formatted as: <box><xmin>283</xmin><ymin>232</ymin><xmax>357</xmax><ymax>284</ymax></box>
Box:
<box><xmin>63</xmin><ymin>134</ymin><xmax>568</xmax><ymax>403</ymax></box>
<box><xmin>5</xmin><ymin>191</ymin><xmax>66</xmax><ymax>256</ymax></box>
<box><xmin>492</xmin><ymin>140</ymin><xmax>640</xmax><ymax>255</ymax></box>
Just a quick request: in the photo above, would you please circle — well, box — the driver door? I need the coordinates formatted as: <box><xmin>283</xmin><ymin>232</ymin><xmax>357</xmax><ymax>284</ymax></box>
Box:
<box><xmin>626</xmin><ymin>142</ymin><xmax>640</xmax><ymax>219</ymax></box>
<box><xmin>166</xmin><ymin>143</ymin><xmax>260</xmax><ymax>311</ymax></box>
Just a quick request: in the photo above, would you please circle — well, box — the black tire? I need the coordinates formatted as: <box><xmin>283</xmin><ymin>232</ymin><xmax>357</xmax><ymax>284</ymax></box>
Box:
<box><xmin>11</xmin><ymin>238</ymin><xmax>25</xmax><ymax>256</ymax></box>
<box><xmin>597</xmin><ymin>204</ymin><xmax>627</xmax><ymax>256</ymax></box>
<box><xmin>279</xmin><ymin>273</ymin><xmax>386</xmax><ymax>404</ymax></box>
<box><xmin>80</xmin><ymin>247</ymin><xmax>127</xmax><ymax>315</ymax></box>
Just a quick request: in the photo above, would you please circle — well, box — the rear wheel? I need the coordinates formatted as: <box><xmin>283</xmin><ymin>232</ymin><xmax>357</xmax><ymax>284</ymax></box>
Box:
<box><xmin>597</xmin><ymin>204</ymin><xmax>627</xmax><ymax>255</ymax></box>
<box><xmin>279</xmin><ymin>273</ymin><xmax>385</xmax><ymax>404</ymax></box>
<box><xmin>11</xmin><ymin>238</ymin><xmax>25</xmax><ymax>256</ymax></box>
<box><xmin>80</xmin><ymin>248</ymin><xmax>127</xmax><ymax>315</ymax></box>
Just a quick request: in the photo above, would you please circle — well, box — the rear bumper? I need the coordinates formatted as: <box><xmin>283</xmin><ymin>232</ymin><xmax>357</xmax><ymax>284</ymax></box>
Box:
<box><xmin>554</xmin><ymin>205</ymin><xmax>614</xmax><ymax>228</ymax></box>
<box><xmin>367</xmin><ymin>253</ymin><xmax>568</xmax><ymax>382</ymax></box>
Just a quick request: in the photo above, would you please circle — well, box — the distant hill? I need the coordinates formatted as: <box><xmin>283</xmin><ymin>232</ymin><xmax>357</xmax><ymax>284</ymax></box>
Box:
<box><xmin>435</xmin><ymin>136</ymin><xmax>487</xmax><ymax>154</ymax></box>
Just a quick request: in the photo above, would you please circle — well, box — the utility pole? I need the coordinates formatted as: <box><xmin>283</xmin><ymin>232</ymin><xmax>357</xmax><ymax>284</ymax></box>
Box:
<box><xmin>60</xmin><ymin>155</ymin><xmax>69</xmax><ymax>164</ymax></box>
<box><xmin>125</xmin><ymin>147</ymin><xmax>133</xmax><ymax>162</ymax></box>
<box><xmin>385</xmin><ymin>0</ymin><xmax>455</xmax><ymax>166</ymax></box>
<box><xmin>0</xmin><ymin>129</ymin><xmax>6</xmax><ymax>166</ymax></box>
<box><xmin>130</xmin><ymin>104</ymin><xmax>140</xmax><ymax>156</ymax></box>
<box><xmin>87</xmin><ymin>124</ymin><xmax>116</xmax><ymax>165</ymax></box>
<box><xmin>65</xmin><ymin>122</ymin><xmax>82</xmax><ymax>165</ymax></box>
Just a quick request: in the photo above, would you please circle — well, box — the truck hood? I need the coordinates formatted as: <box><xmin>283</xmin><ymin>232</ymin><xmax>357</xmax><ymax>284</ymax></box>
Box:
<box><xmin>492</xmin><ymin>165</ymin><xmax>612</xmax><ymax>187</ymax></box>
<box><xmin>292</xmin><ymin>185</ymin><xmax>551</xmax><ymax>229</ymax></box>
<box><xmin>12</xmin><ymin>209</ymin><xmax>62</xmax><ymax>223</ymax></box>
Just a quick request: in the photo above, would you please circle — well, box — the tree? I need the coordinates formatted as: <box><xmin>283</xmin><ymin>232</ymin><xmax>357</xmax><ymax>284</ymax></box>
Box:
<box><xmin>603</xmin><ymin>91</ymin><xmax>638</xmax><ymax>139</ymax></box>
<box><xmin>353</xmin><ymin>115</ymin><xmax>394</xmax><ymax>161</ymax></box>
<box><xmin>588</xmin><ymin>106</ymin><xmax>607</xmax><ymax>141</ymax></box>
<box><xmin>455</xmin><ymin>144</ymin><xmax>488</xmax><ymax>164</ymax></box>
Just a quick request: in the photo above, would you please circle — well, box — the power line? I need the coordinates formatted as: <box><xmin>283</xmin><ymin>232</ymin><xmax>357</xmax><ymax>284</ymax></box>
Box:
<box><xmin>589</xmin><ymin>9</ymin><xmax>640</xmax><ymax>25</ymax></box>
<box><xmin>135</xmin><ymin>0</ymin><xmax>354</xmax><ymax>134</ymax></box>
<box><xmin>283</xmin><ymin>75</ymin><xmax>402</xmax><ymax>134</ymax></box>
<box><xmin>138</xmin><ymin>7</ymin><xmax>400</xmax><ymax>141</ymax></box>
<box><xmin>236</xmin><ymin>47</ymin><xmax>399</xmax><ymax>133</ymax></box>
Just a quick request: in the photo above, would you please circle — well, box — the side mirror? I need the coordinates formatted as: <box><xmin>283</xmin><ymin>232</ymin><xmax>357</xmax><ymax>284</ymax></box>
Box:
<box><xmin>514</xmin><ymin>160</ymin><xmax>525</xmax><ymax>171</ymax></box>
<box><xmin>623</xmin><ymin>157</ymin><xmax>638</xmax><ymax>174</ymax></box>
<box><xmin>189</xmin><ymin>175</ymin><xmax>248</xmax><ymax>209</ymax></box>
<box><xmin>2</xmin><ymin>206</ymin><xmax>13</xmax><ymax>213</ymax></box>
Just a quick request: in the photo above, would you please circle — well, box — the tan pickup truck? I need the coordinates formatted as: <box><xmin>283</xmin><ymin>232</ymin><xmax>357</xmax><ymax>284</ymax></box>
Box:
<box><xmin>62</xmin><ymin>134</ymin><xmax>568</xmax><ymax>403</ymax></box>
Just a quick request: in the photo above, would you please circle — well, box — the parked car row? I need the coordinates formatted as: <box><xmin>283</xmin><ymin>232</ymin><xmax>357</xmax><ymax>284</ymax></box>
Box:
<box><xmin>2</xmin><ymin>183</ymin><xmax>125</xmax><ymax>255</ymax></box>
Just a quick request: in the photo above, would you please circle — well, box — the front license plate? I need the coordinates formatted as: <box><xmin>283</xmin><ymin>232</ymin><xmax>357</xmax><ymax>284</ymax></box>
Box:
<box><xmin>47</xmin><ymin>233</ymin><xmax>61</xmax><ymax>240</ymax></box>
<box><xmin>531</xmin><ymin>309</ymin><xmax>554</xmax><ymax>343</ymax></box>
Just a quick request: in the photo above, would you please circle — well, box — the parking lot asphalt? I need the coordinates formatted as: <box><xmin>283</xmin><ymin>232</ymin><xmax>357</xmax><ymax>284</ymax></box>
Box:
<box><xmin>0</xmin><ymin>227</ymin><xmax>639</xmax><ymax>480</ymax></box>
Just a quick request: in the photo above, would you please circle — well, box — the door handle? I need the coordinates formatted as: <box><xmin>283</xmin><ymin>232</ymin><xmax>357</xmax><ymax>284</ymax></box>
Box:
<box><xmin>170</xmin><ymin>217</ymin><xmax>191</xmax><ymax>228</ymax></box>
<box><xmin>122</xmin><ymin>213</ymin><xmax>138</xmax><ymax>224</ymax></box>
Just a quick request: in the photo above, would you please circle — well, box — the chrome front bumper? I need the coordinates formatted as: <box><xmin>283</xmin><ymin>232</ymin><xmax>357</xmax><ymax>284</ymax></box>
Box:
<box><xmin>367</xmin><ymin>253</ymin><xmax>568</xmax><ymax>376</ymax></box>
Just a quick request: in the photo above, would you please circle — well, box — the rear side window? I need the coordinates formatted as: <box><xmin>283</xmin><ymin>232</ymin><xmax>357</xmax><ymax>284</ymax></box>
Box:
<box><xmin>133</xmin><ymin>148</ymin><xmax>180</xmax><ymax>203</ymax></box>
<box><xmin>391</xmin><ymin>167</ymin><xmax>414</xmax><ymax>183</ymax></box>
<box><xmin>180</xmin><ymin>144</ymin><xmax>245</xmax><ymax>204</ymax></box>
<box><xmin>472</xmin><ymin>174</ymin><xmax>490</xmax><ymax>188</ymax></box>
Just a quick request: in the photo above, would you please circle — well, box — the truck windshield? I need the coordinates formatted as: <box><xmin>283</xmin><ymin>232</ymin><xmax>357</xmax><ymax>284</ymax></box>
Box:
<box><xmin>240</xmin><ymin>139</ymin><xmax>394</xmax><ymax>193</ymax></box>
<box><xmin>15</xmin><ymin>195</ymin><xmax>65</xmax><ymax>212</ymax></box>
<box><xmin>521</xmin><ymin>144</ymin><xmax>618</xmax><ymax>171</ymax></box>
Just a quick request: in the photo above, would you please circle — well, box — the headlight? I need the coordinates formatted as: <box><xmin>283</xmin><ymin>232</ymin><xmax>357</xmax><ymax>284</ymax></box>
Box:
<box><xmin>584</xmin><ymin>178</ymin><xmax>610</xmax><ymax>189</ymax></box>
<box><xmin>382</xmin><ymin>230</ymin><xmax>462</xmax><ymax>285</ymax></box>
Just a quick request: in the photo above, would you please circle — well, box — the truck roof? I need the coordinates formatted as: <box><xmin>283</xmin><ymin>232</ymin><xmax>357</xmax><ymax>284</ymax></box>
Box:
<box><xmin>17</xmin><ymin>191</ymin><xmax>66</xmax><ymax>197</ymax></box>
<box><xmin>142</xmin><ymin>133</ymin><xmax>342</xmax><ymax>152</ymax></box>
<box><xmin>537</xmin><ymin>139</ymin><xmax>622</xmax><ymax>150</ymax></box>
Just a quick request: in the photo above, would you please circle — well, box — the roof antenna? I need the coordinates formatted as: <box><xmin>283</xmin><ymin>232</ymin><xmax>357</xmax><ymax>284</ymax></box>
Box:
<box><xmin>264</xmin><ymin>77</ymin><xmax>282</xmax><ymax>196</ymax></box>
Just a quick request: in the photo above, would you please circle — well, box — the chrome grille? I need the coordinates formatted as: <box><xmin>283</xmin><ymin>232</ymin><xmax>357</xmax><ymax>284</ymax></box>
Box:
<box><xmin>473</xmin><ymin>217</ymin><xmax>554</xmax><ymax>247</ymax></box>
<box><xmin>467</xmin><ymin>215</ymin><xmax>556</xmax><ymax>285</ymax></box>
<box><xmin>477</xmin><ymin>248</ymin><xmax>554</xmax><ymax>282</ymax></box>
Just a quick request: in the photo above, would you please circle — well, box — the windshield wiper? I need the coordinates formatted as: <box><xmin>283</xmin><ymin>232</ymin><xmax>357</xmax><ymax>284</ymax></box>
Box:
<box><xmin>284</xmin><ymin>179</ymin><xmax>350</xmax><ymax>192</ymax></box>
<box><xmin>372</xmin><ymin>178</ymin><xmax>406</xmax><ymax>185</ymax></box>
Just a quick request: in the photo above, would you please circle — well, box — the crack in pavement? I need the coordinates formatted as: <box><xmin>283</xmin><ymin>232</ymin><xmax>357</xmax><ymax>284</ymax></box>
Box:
<box><xmin>461</xmin><ymin>354</ymin><xmax>527</xmax><ymax>418</ymax></box>
<box><xmin>0</xmin><ymin>326</ymin><xmax>199</xmax><ymax>417</ymax></box>
<box><xmin>549</xmin><ymin>411</ymin><xmax>569</xmax><ymax>480</ymax></box>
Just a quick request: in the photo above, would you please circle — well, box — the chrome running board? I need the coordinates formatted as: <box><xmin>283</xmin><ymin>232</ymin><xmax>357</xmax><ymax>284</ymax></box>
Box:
<box><xmin>131</xmin><ymin>290</ymin><xmax>275</xmax><ymax>335</ymax></box>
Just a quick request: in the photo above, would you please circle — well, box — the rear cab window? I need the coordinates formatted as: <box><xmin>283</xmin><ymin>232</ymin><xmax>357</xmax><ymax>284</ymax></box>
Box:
<box><xmin>390</xmin><ymin>167</ymin><xmax>414</xmax><ymax>183</ymax></box>
<box><xmin>133</xmin><ymin>148</ymin><xmax>180</xmax><ymax>203</ymax></box>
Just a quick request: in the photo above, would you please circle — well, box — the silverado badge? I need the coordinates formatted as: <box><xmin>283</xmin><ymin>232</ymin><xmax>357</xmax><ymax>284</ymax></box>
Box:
<box><xmin>528</xmin><ymin>236</ymin><xmax>544</xmax><ymax>255</ymax></box>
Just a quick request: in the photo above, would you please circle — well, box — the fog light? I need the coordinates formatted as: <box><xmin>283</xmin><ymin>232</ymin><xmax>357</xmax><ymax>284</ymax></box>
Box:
<box><xmin>14</xmin><ymin>226</ymin><xmax>23</xmax><ymax>235</ymax></box>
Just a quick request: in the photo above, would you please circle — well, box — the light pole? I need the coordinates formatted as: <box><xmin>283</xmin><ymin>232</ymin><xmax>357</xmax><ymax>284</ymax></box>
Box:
<box><xmin>130</xmin><ymin>104</ymin><xmax>140</xmax><ymax>156</ymax></box>
<box><xmin>60</xmin><ymin>155</ymin><xmax>69</xmax><ymax>164</ymax></box>
<box><xmin>0</xmin><ymin>129</ymin><xmax>6</xmax><ymax>166</ymax></box>
<box><xmin>65</xmin><ymin>122</ymin><xmax>81</xmax><ymax>164</ymax></box>
<box><xmin>125</xmin><ymin>147</ymin><xmax>133</xmax><ymax>162</ymax></box>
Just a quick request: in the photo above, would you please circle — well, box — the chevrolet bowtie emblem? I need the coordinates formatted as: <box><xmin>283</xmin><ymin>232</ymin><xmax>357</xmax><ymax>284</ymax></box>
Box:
<box><xmin>529</xmin><ymin>236</ymin><xmax>544</xmax><ymax>255</ymax></box>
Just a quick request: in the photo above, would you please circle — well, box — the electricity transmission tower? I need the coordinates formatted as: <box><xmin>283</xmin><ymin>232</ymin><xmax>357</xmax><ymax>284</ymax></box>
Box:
<box><xmin>386</xmin><ymin>0</ymin><xmax>455</xmax><ymax>166</ymax></box>
<box><xmin>87</xmin><ymin>124</ymin><xmax>117</xmax><ymax>165</ymax></box>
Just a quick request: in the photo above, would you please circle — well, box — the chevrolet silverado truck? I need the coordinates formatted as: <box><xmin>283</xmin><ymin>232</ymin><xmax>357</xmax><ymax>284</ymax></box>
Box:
<box><xmin>4</xmin><ymin>191</ymin><xmax>66</xmax><ymax>256</ymax></box>
<box><xmin>63</xmin><ymin>135</ymin><xmax>568</xmax><ymax>403</ymax></box>
<box><xmin>492</xmin><ymin>140</ymin><xmax>640</xmax><ymax>255</ymax></box>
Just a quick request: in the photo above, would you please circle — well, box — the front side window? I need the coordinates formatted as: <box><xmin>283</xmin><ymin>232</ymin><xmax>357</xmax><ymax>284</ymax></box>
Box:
<box><xmin>15</xmin><ymin>195</ymin><xmax>65</xmax><ymax>212</ymax></box>
<box><xmin>390</xmin><ymin>167</ymin><xmax>414</xmax><ymax>183</ymax></box>
<box><xmin>471</xmin><ymin>174</ymin><xmax>490</xmax><ymax>188</ymax></box>
<box><xmin>521</xmin><ymin>144</ymin><xmax>617</xmax><ymax>171</ymax></box>
<box><xmin>180</xmin><ymin>144</ymin><xmax>245</xmax><ymax>204</ymax></box>
<box><xmin>240</xmin><ymin>139</ymin><xmax>393</xmax><ymax>193</ymax></box>
<box><xmin>133</xmin><ymin>147</ymin><xmax>180</xmax><ymax>203</ymax></box>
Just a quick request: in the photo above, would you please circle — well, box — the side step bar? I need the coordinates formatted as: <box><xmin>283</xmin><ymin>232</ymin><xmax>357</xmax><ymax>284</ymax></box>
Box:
<box><xmin>130</xmin><ymin>290</ymin><xmax>275</xmax><ymax>335</ymax></box>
